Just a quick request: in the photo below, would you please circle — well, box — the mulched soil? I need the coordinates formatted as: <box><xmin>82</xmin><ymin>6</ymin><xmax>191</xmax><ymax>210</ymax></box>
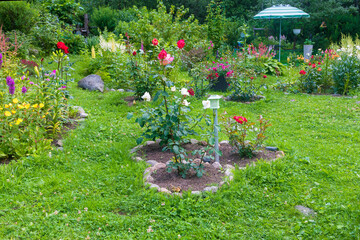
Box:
<box><xmin>138</xmin><ymin>142</ymin><xmax>279</xmax><ymax>192</ymax></box>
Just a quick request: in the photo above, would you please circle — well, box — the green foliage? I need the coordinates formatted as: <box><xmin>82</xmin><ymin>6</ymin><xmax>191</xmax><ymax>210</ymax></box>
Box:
<box><xmin>228</xmin><ymin>74</ymin><xmax>264</xmax><ymax>102</ymax></box>
<box><xmin>332</xmin><ymin>54</ymin><xmax>360</xmax><ymax>95</ymax></box>
<box><xmin>206</xmin><ymin>0</ymin><xmax>225</xmax><ymax>53</ymax></box>
<box><xmin>0</xmin><ymin>2</ymin><xmax>38</xmax><ymax>34</ymax></box>
<box><xmin>90</xmin><ymin>7</ymin><xmax>119</xmax><ymax>35</ymax></box>
<box><xmin>42</xmin><ymin>0</ymin><xmax>84</xmax><ymax>25</ymax></box>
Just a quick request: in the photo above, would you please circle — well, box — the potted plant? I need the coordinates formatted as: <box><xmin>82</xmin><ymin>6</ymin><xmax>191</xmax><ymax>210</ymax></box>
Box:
<box><xmin>206</xmin><ymin>61</ymin><xmax>234</xmax><ymax>92</ymax></box>
<box><xmin>303</xmin><ymin>39</ymin><xmax>315</xmax><ymax>61</ymax></box>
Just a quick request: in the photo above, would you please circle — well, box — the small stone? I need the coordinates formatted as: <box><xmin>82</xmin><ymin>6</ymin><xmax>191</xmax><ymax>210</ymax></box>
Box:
<box><xmin>276</xmin><ymin>151</ymin><xmax>285</xmax><ymax>158</ymax></box>
<box><xmin>117</xmin><ymin>89</ymin><xmax>125</xmax><ymax>92</ymax></box>
<box><xmin>145</xmin><ymin>175</ymin><xmax>154</xmax><ymax>183</ymax></box>
<box><xmin>79</xmin><ymin>113</ymin><xmax>88</xmax><ymax>118</ymax></box>
<box><xmin>130</xmin><ymin>145</ymin><xmax>142</xmax><ymax>154</ymax></box>
<box><xmin>190</xmin><ymin>139</ymin><xmax>199</xmax><ymax>144</ymax></box>
<box><xmin>173</xmin><ymin>192</ymin><xmax>182</xmax><ymax>197</ymax></box>
<box><xmin>203</xmin><ymin>186</ymin><xmax>218</xmax><ymax>193</ymax></box>
<box><xmin>212</xmin><ymin>162</ymin><xmax>222</xmax><ymax>169</ymax></box>
<box><xmin>57</xmin><ymin>147</ymin><xmax>64</xmax><ymax>151</ymax></box>
<box><xmin>265</xmin><ymin>146</ymin><xmax>278</xmax><ymax>151</ymax></box>
<box><xmin>110</xmin><ymin>89</ymin><xmax>115</xmax><ymax>91</ymax></box>
<box><xmin>166</xmin><ymin>160</ymin><xmax>172</xmax><ymax>165</ymax></box>
<box><xmin>204</xmin><ymin>162</ymin><xmax>211</xmax><ymax>167</ymax></box>
<box><xmin>295</xmin><ymin>205</ymin><xmax>317</xmax><ymax>216</ymax></box>
<box><xmin>219</xmin><ymin>140</ymin><xmax>229</xmax><ymax>145</ymax></box>
<box><xmin>219</xmin><ymin>181</ymin><xmax>225</xmax><ymax>186</ymax></box>
<box><xmin>135</xmin><ymin>157</ymin><xmax>142</xmax><ymax>162</ymax></box>
<box><xmin>225</xmin><ymin>164</ymin><xmax>235</xmax><ymax>170</ymax></box>
<box><xmin>55</xmin><ymin>140</ymin><xmax>63</xmax><ymax>147</ymax></box>
<box><xmin>149</xmin><ymin>184</ymin><xmax>160</xmax><ymax>190</ymax></box>
<box><xmin>156</xmin><ymin>139</ymin><xmax>161</xmax><ymax>144</ymax></box>
<box><xmin>191</xmin><ymin>191</ymin><xmax>202</xmax><ymax>195</ymax></box>
<box><xmin>146</xmin><ymin>160</ymin><xmax>158</xmax><ymax>166</ymax></box>
<box><xmin>158</xmin><ymin>188</ymin><xmax>171</xmax><ymax>194</ymax></box>
<box><xmin>225</xmin><ymin>169</ymin><xmax>233</xmax><ymax>176</ymax></box>
<box><xmin>78</xmin><ymin>74</ymin><xmax>104</xmax><ymax>92</ymax></box>
<box><xmin>146</xmin><ymin>141</ymin><xmax>156</xmax><ymax>146</ymax></box>
<box><xmin>228</xmin><ymin>175</ymin><xmax>234</xmax><ymax>181</ymax></box>
<box><xmin>153</xmin><ymin>163</ymin><xmax>166</xmax><ymax>170</ymax></box>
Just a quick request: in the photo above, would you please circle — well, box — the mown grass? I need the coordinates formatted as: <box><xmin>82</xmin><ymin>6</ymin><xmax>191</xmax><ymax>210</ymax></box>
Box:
<box><xmin>0</xmin><ymin>55</ymin><xmax>359</xmax><ymax>239</ymax></box>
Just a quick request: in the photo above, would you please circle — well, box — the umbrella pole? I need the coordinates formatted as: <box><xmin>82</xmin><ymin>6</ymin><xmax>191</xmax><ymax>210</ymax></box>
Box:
<box><xmin>279</xmin><ymin>18</ymin><xmax>281</xmax><ymax>62</ymax></box>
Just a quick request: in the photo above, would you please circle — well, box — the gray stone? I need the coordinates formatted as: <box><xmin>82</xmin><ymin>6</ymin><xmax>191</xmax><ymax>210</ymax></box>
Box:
<box><xmin>228</xmin><ymin>175</ymin><xmax>234</xmax><ymax>181</ymax></box>
<box><xmin>146</xmin><ymin>141</ymin><xmax>156</xmax><ymax>146</ymax></box>
<box><xmin>225</xmin><ymin>164</ymin><xmax>235</xmax><ymax>170</ymax></box>
<box><xmin>203</xmin><ymin>186</ymin><xmax>218</xmax><ymax>193</ymax></box>
<box><xmin>158</xmin><ymin>188</ymin><xmax>171</xmax><ymax>194</ymax></box>
<box><xmin>117</xmin><ymin>89</ymin><xmax>125</xmax><ymax>92</ymax></box>
<box><xmin>204</xmin><ymin>162</ymin><xmax>211</xmax><ymax>167</ymax></box>
<box><xmin>57</xmin><ymin>147</ymin><xmax>64</xmax><ymax>151</ymax></box>
<box><xmin>219</xmin><ymin>140</ymin><xmax>229</xmax><ymax>145</ymax></box>
<box><xmin>55</xmin><ymin>140</ymin><xmax>63</xmax><ymax>147</ymax></box>
<box><xmin>190</xmin><ymin>139</ymin><xmax>199</xmax><ymax>144</ymax></box>
<box><xmin>173</xmin><ymin>192</ymin><xmax>182</xmax><ymax>197</ymax></box>
<box><xmin>276</xmin><ymin>151</ymin><xmax>285</xmax><ymax>158</ymax></box>
<box><xmin>144</xmin><ymin>175</ymin><xmax>154</xmax><ymax>183</ymax></box>
<box><xmin>265</xmin><ymin>146</ymin><xmax>278</xmax><ymax>151</ymax></box>
<box><xmin>146</xmin><ymin>160</ymin><xmax>158</xmax><ymax>166</ymax></box>
<box><xmin>135</xmin><ymin>157</ymin><xmax>142</xmax><ymax>162</ymax></box>
<box><xmin>212</xmin><ymin>162</ymin><xmax>222</xmax><ymax>169</ymax></box>
<box><xmin>219</xmin><ymin>181</ymin><xmax>225</xmax><ymax>186</ymax></box>
<box><xmin>193</xmin><ymin>158</ymin><xmax>201</xmax><ymax>165</ymax></box>
<box><xmin>166</xmin><ymin>160</ymin><xmax>172</xmax><ymax>165</ymax></box>
<box><xmin>110</xmin><ymin>89</ymin><xmax>115</xmax><ymax>91</ymax></box>
<box><xmin>225</xmin><ymin>169</ymin><xmax>233</xmax><ymax>176</ymax></box>
<box><xmin>78</xmin><ymin>74</ymin><xmax>104</xmax><ymax>92</ymax></box>
<box><xmin>191</xmin><ymin>191</ymin><xmax>202</xmax><ymax>195</ymax></box>
<box><xmin>126</xmin><ymin>89</ymin><xmax>135</xmax><ymax>93</ymax></box>
<box><xmin>143</xmin><ymin>168</ymin><xmax>152</xmax><ymax>176</ymax></box>
<box><xmin>73</xmin><ymin>106</ymin><xmax>88</xmax><ymax>118</ymax></box>
<box><xmin>153</xmin><ymin>163</ymin><xmax>166</xmax><ymax>170</ymax></box>
<box><xmin>130</xmin><ymin>145</ymin><xmax>143</xmax><ymax>154</ymax></box>
<box><xmin>295</xmin><ymin>205</ymin><xmax>317</xmax><ymax>216</ymax></box>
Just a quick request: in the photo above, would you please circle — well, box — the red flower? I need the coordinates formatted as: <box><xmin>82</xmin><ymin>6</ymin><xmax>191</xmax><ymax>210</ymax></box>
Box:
<box><xmin>317</xmin><ymin>67</ymin><xmax>322</xmax><ymax>71</ymax></box>
<box><xmin>152</xmin><ymin>38</ymin><xmax>158</xmax><ymax>46</ymax></box>
<box><xmin>233</xmin><ymin>116</ymin><xmax>247</xmax><ymax>124</ymax></box>
<box><xmin>250</xmin><ymin>77</ymin><xmax>254</xmax><ymax>80</ymax></box>
<box><xmin>312</xmin><ymin>64</ymin><xmax>316</xmax><ymax>68</ymax></box>
<box><xmin>158</xmin><ymin>49</ymin><xmax>167</xmax><ymax>60</ymax></box>
<box><xmin>188</xmin><ymin>88</ymin><xmax>195</xmax><ymax>96</ymax></box>
<box><xmin>215</xmin><ymin>73</ymin><xmax>219</xmax><ymax>78</ymax></box>
<box><xmin>263</xmin><ymin>75</ymin><xmax>267</xmax><ymax>79</ymax></box>
<box><xmin>299</xmin><ymin>70</ymin><xmax>306</xmax><ymax>75</ymax></box>
<box><xmin>318</xmin><ymin>62</ymin><xmax>321</xmax><ymax>65</ymax></box>
<box><xmin>132</xmin><ymin>51</ymin><xmax>137</xmax><ymax>56</ymax></box>
<box><xmin>308</xmin><ymin>62</ymin><xmax>312</xmax><ymax>66</ymax></box>
<box><xmin>311</xmin><ymin>55</ymin><xmax>314</xmax><ymax>59</ymax></box>
<box><xmin>57</xmin><ymin>41</ymin><xmax>69</xmax><ymax>54</ymax></box>
<box><xmin>177</xmin><ymin>39</ymin><xmax>185</xmax><ymax>49</ymax></box>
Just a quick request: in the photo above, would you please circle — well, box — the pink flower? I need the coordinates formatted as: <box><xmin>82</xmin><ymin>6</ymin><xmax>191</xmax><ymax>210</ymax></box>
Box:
<box><xmin>162</xmin><ymin>54</ymin><xmax>174</xmax><ymax>65</ymax></box>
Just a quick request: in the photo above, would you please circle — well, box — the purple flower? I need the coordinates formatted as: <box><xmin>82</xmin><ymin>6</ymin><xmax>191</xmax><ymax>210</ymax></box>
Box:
<box><xmin>29</xmin><ymin>82</ymin><xmax>34</xmax><ymax>85</ymax></box>
<box><xmin>22</xmin><ymin>86</ymin><xmax>27</xmax><ymax>93</ymax></box>
<box><xmin>6</xmin><ymin>76</ymin><xmax>14</xmax><ymax>86</ymax></box>
<box><xmin>45</xmin><ymin>78</ymin><xmax>50</xmax><ymax>81</ymax></box>
<box><xmin>61</xmin><ymin>86</ymin><xmax>66</xmax><ymax>89</ymax></box>
<box><xmin>21</xmin><ymin>75</ymin><xmax>25</xmax><ymax>80</ymax></box>
<box><xmin>9</xmin><ymin>86</ymin><xmax>15</xmax><ymax>95</ymax></box>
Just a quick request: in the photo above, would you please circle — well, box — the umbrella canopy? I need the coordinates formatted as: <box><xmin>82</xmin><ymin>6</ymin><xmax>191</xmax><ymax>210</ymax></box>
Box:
<box><xmin>254</xmin><ymin>4</ymin><xmax>310</xmax><ymax>19</ymax></box>
<box><xmin>254</xmin><ymin>5</ymin><xmax>310</xmax><ymax>61</ymax></box>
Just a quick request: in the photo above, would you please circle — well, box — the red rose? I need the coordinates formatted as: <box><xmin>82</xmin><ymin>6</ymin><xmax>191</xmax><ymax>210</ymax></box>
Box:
<box><xmin>308</xmin><ymin>62</ymin><xmax>312</xmax><ymax>66</ymax></box>
<box><xmin>152</xmin><ymin>38</ymin><xmax>158</xmax><ymax>46</ymax></box>
<box><xmin>317</xmin><ymin>67</ymin><xmax>322</xmax><ymax>71</ymax></box>
<box><xmin>312</xmin><ymin>64</ymin><xmax>316</xmax><ymax>68</ymax></box>
<box><xmin>263</xmin><ymin>75</ymin><xmax>267</xmax><ymax>79</ymax></box>
<box><xmin>63</xmin><ymin>46</ymin><xmax>69</xmax><ymax>54</ymax></box>
<box><xmin>299</xmin><ymin>70</ymin><xmax>306</xmax><ymax>75</ymax></box>
<box><xmin>233</xmin><ymin>116</ymin><xmax>247</xmax><ymax>124</ymax></box>
<box><xmin>177</xmin><ymin>39</ymin><xmax>185</xmax><ymax>49</ymax></box>
<box><xmin>311</xmin><ymin>55</ymin><xmax>314</xmax><ymax>59</ymax></box>
<box><xmin>132</xmin><ymin>51</ymin><xmax>137</xmax><ymax>56</ymax></box>
<box><xmin>57</xmin><ymin>42</ymin><xmax>65</xmax><ymax>49</ymax></box>
<box><xmin>188</xmin><ymin>88</ymin><xmax>195</xmax><ymax>96</ymax></box>
<box><xmin>158</xmin><ymin>49</ymin><xmax>167</xmax><ymax>60</ymax></box>
<box><xmin>215</xmin><ymin>73</ymin><xmax>219</xmax><ymax>78</ymax></box>
<box><xmin>250</xmin><ymin>77</ymin><xmax>254</xmax><ymax>80</ymax></box>
<box><xmin>318</xmin><ymin>62</ymin><xmax>321</xmax><ymax>65</ymax></box>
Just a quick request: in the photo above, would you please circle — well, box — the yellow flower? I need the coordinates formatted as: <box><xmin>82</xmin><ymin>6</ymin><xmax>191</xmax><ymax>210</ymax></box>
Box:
<box><xmin>5</xmin><ymin>104</ymin><xmax>9</xmax><ymax>108</ymax></box>
<box><xmin>15</xmin><ymin>118</ymin><xmax>23</xmax><ymax>125</ymax></box>
<box><xmin>34</xmin><ymin>66</ymin><xmax>40</xmax><ymax>76</ymax></box>
<box><xmin>9</xmin><ymin>122</ymin><xmax>13</xmax><ymax>127</ymax></box>
<box><xmin>11</xmin><ymin>110</ymin><xmax>16</xmax><ymax>114</ymax></box>
<box><xmin>5</xmin><ymin>111</ymin><xmax>11</xmax><ymax>117</ymax></box>
<box><xmin>32</xmin><ymin>104</ymin><xmax>38</xmax><ymax>108</ymax></box>
<box><xmin>18</xmin><ymin>105</ymin><xmax>24</xmax><ymax>109</ymax></box>
<box><xmin>0</xmin><ymin>107</ymin><xmax>2</xmax><ymax>111</ymax></box>
<box><xmin>12</xmin><ymin>98</ymin><xmax>19</xmax><ymax>104</ymax></box>
<box><xmin>39</xmin><ymin>103</ymin><xmax>44</xmax><ymax>108</ymax></box>
<box><xmin>42</xmin><ymin>115</ymin><xmax>45</xmax><ymax>118</ymax></box>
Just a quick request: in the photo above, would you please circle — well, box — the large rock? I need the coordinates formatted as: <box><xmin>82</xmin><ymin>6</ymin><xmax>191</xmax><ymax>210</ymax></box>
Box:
<box><xmin>78</xmin><ymin>74</ymin><xmax>104</xmax><ymax>92</ymax></box>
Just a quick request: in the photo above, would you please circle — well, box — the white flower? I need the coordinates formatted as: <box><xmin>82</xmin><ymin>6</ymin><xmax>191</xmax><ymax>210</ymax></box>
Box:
<box><xmin>170</xmin><ymin>86</ymin><xmax>176</xmax><ymax>92</ymax></box>
<box><xmin>141</xmin><ymin>92</ymin><xmax>151</xmax><ymax>102</ymax></box>
<box><xmin>202</xmin><ymin>100</ymin><xmax>210</xmax><ymax>109</ymax></box>
<box><xmin>182</xmin><ymin>100</ymin><xmax>190</xmax><ymax>106</ymax></box>
<box><xmin>356</xmin><ymin>45</ymin><xmax>360</xmax><ymax>51</ymax></box>
<box><xmin>180</xmin><ymin>88</ymin><xmax>189</xmax><ymax>96</ymax></box>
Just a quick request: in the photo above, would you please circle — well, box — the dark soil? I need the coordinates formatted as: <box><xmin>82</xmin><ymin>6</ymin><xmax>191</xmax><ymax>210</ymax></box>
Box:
<box><xmin>138</xmin><ymin>142</ymin><xmax>279</xmax><ymax>192</ymax></box>
<box><xmin>152</xmin><ymin>164</ymin><xmax>223</xmax><ymax>192</ymax></box>
<box><xmin>52</xmin><ymin>120</ymin><xmax>79</xmax><ymax>146</ymax></box>
<box><xmin>123</xmin><ymin>96</ymin><xmax>137</xmax><ymax>107</ymax></box>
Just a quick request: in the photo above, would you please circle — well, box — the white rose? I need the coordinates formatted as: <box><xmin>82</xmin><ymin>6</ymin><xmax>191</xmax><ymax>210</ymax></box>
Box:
<box><xmin>170</xmin><ymin>86</ymin><xmax>176</xmax><ymax>92</ymax></box>
<box><xmin>141</xmin><ymin>92</ymin><xmax>151</xmax><ymax>102</ymax></box>
<box><xmin>182</xmin><ymin>99</ymin><xmax>190</xmax><ymax>106</ymax></box>
<box><xmin>202</xmin><ymin>100</ymin><xmax>210</xmax><ymax>109</ymax></box>
<box><xmin>180</xmin><ymin>88</ymin><xmax>189</xmax><ymax>96</ymax></box>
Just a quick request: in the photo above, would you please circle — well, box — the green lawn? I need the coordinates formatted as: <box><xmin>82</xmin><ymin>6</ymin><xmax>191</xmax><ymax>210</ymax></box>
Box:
<box><xmin>0</xmin><ymin>56</ymin><xmax>359</xmax><ymax>239</ymax></box>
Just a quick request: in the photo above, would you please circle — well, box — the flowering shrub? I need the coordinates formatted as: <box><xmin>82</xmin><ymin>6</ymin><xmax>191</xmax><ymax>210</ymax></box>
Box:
<box><xmin>298</xmin><ymin>61</ymin><xmax>323</xmax><ymax>93</ymax></box>
<box><xmin>221</xmin><ymin>114</ymin><xmax>271</xmax><ymax>158</ymax></box>
<box><xmin>332</xmin><ymin>53</ymin><xmax>360</xmax><ymax>95</ymax></box>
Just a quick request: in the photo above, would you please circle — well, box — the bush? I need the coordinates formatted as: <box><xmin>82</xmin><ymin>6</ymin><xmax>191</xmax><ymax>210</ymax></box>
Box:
<box><xmin>0</xmin><ymin>2</ymin><xmax>38</xmax><ymax>34</ymax></box>
<box><xmin>42</xmin><ymin>0</ymin><xmax>84</xmax><ymax>25</ymax></box>
<box><xmin>90</xmin><ymin>7</ymin><xmax>119</xmax><ymax>35</ymax></box>
<box><xmin>332</xmin><ymin>54</ymin><xmax>360</xmax><ymax>95</ymax></box>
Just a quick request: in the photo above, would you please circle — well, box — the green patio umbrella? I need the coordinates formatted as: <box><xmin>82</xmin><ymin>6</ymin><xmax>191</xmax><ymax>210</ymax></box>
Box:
<box><xmin>254</xmin><ymin>4</ymin><xmax>310</xmax><ymax>61</ymax></box>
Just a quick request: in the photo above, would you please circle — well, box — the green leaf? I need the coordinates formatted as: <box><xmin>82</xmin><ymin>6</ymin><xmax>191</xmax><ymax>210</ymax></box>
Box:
<box><xmin>136</xmin><ymin>137</ymin><xmax>143</xmax><ymax>145</ymax></box>
<box><xmin>126</xmin><ymin>112</ymin><xmax>133</xmax><ymax>119</ymax></box>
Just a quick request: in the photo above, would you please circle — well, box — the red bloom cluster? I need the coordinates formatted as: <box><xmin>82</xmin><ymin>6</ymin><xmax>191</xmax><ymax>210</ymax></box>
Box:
<box><xmin>20</xmin><ymin>59</ymin><xmax>38</xmax><ymax>68</ymax></box>
<box><xmin>206</xmin><ymin>72</ymin><xmax>219</xmax><ymax>79</ymax></box>
<box><xmin>233</xmin><ymin>116</ymin><xmax>247</xmax><ymax>124</ymax></box>
<box><xmin>177</xmin><ymin>39</ymin><xmax>185</xmax><ymax>49</ymax></box>
<box><xmin>132</xmin><ymin>51</ymin><xmax>137</xmax><ymax>56</ymax></box>
<box><xmin>188</xmin><ymin>88</ymin><xmax>195</xmax><ymax>96</ymax></box>
<box><xmin>312</xmin><ymin>64</ymin><xmax>316</xmax><ymax>68</ymax></box>
<box><xmin>152</xmin><ymin>38</ymin><xmax>158</xmax><ymax>46</ymax></box>
<box><xmin>57</xmin><ymin>42</ymin><xmax>69</xmax><ymax>54</ymax></box>
<box><xmin>299</xmin><ymin>70</ymin><xmax>306</xmax><ymax>75</ymax></box>
<box><xmin>158</xmin><ymin>49</ymin><xmax>167</xmax><ymax>60</ymax></box>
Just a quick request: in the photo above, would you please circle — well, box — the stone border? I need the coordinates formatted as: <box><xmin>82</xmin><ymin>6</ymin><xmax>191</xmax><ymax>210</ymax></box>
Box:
<box><xmin>132</xmin><ymin>140</ymin><xmax>285</xmax><ymax>196</ymax></box>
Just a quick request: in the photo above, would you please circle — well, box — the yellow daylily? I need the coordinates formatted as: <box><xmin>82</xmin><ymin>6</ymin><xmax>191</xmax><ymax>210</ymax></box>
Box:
<box><xmin>4</xmin><ymin>104</ymin><xmax>9</xmax><ymax>108</ymax></box>
<box><xmin>5</xmin><ymin>111</ymin><xmax>11</xmax><ymax>117</ymax></box>
<box><xmin>12</xmin><ymin>98</ymin><xmax>19</xmax><ymax>104</ymax></box>
<box><xmin>18</xmin><ymin>105</ymin><xmax>24</xmax><ymax>109</ymax></box>
<box><xmin>25</xmin><ymin>103</ymin><xmax>30</xmax><ymax>109</ymax></box>
<box><xmin>39</xmin><ymin>103</ymin><xmax>44</xmax><ymax>108</ymax></box>
<box><xmin>11</xmin><ymin>110</ymin><xmax>16</xmax><ymax>114</ymax></box>
<box><xmin>32</xmin><ymin>104</ymin><xmax>38</xmax><ymax>108</ymax></box>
